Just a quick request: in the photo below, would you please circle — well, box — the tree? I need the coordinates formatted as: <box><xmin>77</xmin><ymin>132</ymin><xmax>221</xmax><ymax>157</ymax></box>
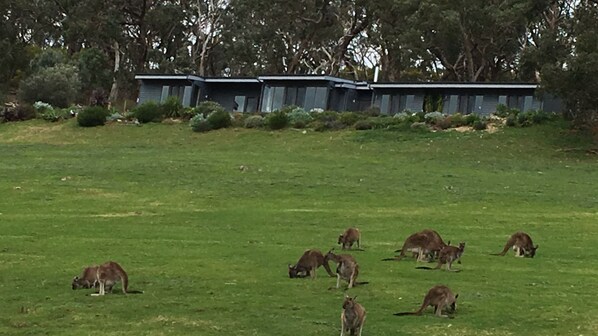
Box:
<box><xmin>19</xmin><ymin>64</ymin><xmax>81</xmax><ymax>107</ymax></box>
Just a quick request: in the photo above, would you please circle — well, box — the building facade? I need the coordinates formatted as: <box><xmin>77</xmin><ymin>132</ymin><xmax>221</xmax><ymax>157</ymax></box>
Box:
<box><xmin>135</xmin><ymin>74</ymin><xmax>562</xmax><ymax>115</ymax></box>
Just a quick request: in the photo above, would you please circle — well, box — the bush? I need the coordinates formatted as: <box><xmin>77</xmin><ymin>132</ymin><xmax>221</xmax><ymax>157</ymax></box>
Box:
<box><xmin>190</xmin><ymin>114</ymin><xmax>212</xmax><ymax>132</ymax></box>
<box><xmin>287</xmin><ymin>107</ymin><xmax>313</xmax><ymax>128</ymax></box>
<box><xmin>354</xmin><ymin>120</ymin><xmax>374</xmax><ymax>130</ymax></box>
<box><xmin>133</xmin><ymin>101</ymin><xmax>164</xmax><ymax>123</ymax></box>
<box><xmin>472</xmin><ymin>120</ymin><xmax>487</xmax><ymax>130</ymax></box>
<box><xmin>464</xmin><ymin>113</ymin><xmax>480</xmax><ymax>126</ymax></box>
<box><xmin>77</xmin><ymin>106</ymin><xmax>109</xmax><ymax>127</ymax></box>
<box><xmin>517</xmin><ymin>112</ymin><xmax>532</xmax><ymax>127</ymax></box>
<box><xmin>311</xmin><ymin>110</ymin><xmax>338</xmax><ymax>122</ymax></box>
<box><xmin>161</xmin><ymin>96</ymin><xmax>183</xmax><ymax>118</ymax></box>
<box><xmin>434</xmin><ymin>117</ymin><xmax>452</xmax><ymax>130</ymax></box>
<box><xmin>505</xmin><ymin>115</ymin><xmax>517</xmax><ymax>127</ymax></box>
<box><xmin>180</xmin><ymin>107</ymin><xmax>197</xmax><ymax>121</ymax></box>
<box><xmin>495</xmin><ymin>104</ymin><xmax>510</xmax><ymax>118</ymax></box>
<box><xmin>364</xmin><ymin>106</ymin><xmax>381</xmax><ymax>117</ymax></box>
<box><xmin>266</xmin><ymin>110</ymin><xmax>289</xmax><ymax>130</ymax></box>
<box><xmin>370</xmin><ymin>116</ymin><xmax>403</xmax><ymax>129</ymax></box>
<box><xmin>244</xmin><ymin>115</ymin><xmax>265</xmax><ymax>128</ymax></box>
<box><xmin>410</xmin><ymin>122</ymin><xmax>429</xmax><ymax>131</ymax></box>
<box><xmin>207</xmin><ymin>110</ymin><xmax>232</xmax><ymax>130</ymax></box>
<box><xmin>449</xmin><ymin>113</ymin><xmax>466</xmax><ymax>127</ymax></box>
<box><xmin>19</xmin><ymin>64</ymin><xmax>81</xmax><ymax>108</ymax></box>
<box><xmin>231</xmin><ymin>112</ymin><xmax>246</xmax><ymax>127</ymax></box>
<box><xmin>1</xmin><ymin>104</ymin><xmax>36</xmax><ymax>122</ymax></box>
<box><xmin>424</xmin><ymin>111</ymin><xmax>444</xmax><ymax>124</ymax></box>
<box><xmin>195</xmin><ymin>101</ymin><xmax>225</xmax><ymax>117</ymax></box>
<box><xmin>339</xmin><ymin>112</ymin><xmax>362</xmax><ymax>127</ymax></box>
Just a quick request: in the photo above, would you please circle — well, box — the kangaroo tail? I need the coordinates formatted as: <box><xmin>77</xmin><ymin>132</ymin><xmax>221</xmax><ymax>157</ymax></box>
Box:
<box><xmin>415</xmin><ymin>266</ymin><xmax>435</xmax><ymax>270</ymax></box>
<box><xmin>393</xmin><ymin>312</ymin><xmax>419</xmax><ymax>316</ymax></box>
<box><xmin>354</xmin><ymin>281</ymin><xmax>369</xmax><ymax>286</ymax></box>
<box><xmin>381</xmin><ymin>257</ymin><xmax>399</xmax><ymax>261</ymax></box>
<box><xmin>124</xmin><ymin>290</ymin><xmax>144</xmax><ymax>294</ymax></box>
<box><xmin>489</xmin><ymin>253</ymin><xmax>504</xmax><ymax>256</ymax></box>
<box><xmin>322</xmin><ymin>259</ymin><xmax>335</xmax><ymax>277</ymax></box>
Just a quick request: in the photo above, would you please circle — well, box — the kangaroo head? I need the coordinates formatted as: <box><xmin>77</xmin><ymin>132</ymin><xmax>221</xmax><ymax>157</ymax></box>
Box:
<box><xmin>529</xmin><ymin>244</ymin><xmax>539</xmax><ymax>258</ymax></box>
<box><xmin>71</xmin><ymin>276</ymin><xmax>88</xmax><ymax>290</ymax></box>
<box><xmin>458</xmin><ymin>242</ymin><xmax>466</xmax><ymax>251</ymax></box>
<box><xmin>342</xmin><ymin>295</ymin><xmax>357</xmax><ymax>309</ymax></box>
<box><xmin>449</xmin><ymin>293</ymin><xmax>459</xmax><ymax>312</ymax></box>
<box><xmin>288</xmin><ymin>264</ymin><xmax>298</xmax><ymax>278</ymax></box>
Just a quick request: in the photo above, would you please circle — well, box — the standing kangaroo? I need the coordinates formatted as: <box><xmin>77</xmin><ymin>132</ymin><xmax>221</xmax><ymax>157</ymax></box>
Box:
<box><xmin>72</xmin><ymin>265</ymin><xmax>101</xmax><ymax>290</ymax></box>
<box><xmin>416</xmin><ymin>242</ymin><xmax>465</xmax><ymax>272</ymax></box>
<box><xmin>325</xmin><ymin>250</ymin><xmax>362</xmax><ymax>289</ymax></box>
<box><xmin>394</xmin><ymin>285</ymin><xmax>459</xmax><ymax>318</ymax></box>
<box><xmin>340</xmin><ymin>295</ymin><xmax>366</xmax><ymax>336</ymax></box>
<box><xmin>89</xmin><ymin>261</ymin><xmax>130</xmax><ymax>296</ymax></box>
<box><xmin>392</xmin><ymin>229</ymin><xmax>447</xmax><ymax>262</ymax></box>
<box><xmin>338</xmin><ymin>228</ymin><xmax>361</xmax><ymax>250</ymax></box>
<box><xmin>492</xmin><ymin>232</ymin><xmax>539</xmax><ymax>258</ymax></box>
<box><xmin>288</xmin><ymin>249</ymin><xmax>335</xmax><ymax>279</ymax></box>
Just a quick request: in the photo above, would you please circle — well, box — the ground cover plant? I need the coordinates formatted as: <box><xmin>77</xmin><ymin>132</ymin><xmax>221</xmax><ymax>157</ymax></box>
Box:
<box><xmin>0</xmin><ymin>119</ymin><xmax>597</xmax><ymax>335</ymax></box>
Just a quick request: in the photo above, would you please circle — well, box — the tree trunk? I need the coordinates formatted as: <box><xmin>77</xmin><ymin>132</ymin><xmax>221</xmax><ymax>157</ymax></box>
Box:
<box><xmin>109</xmin><ymin>41</ymin><xmax>120</xmax><ymax>106</ymax></box>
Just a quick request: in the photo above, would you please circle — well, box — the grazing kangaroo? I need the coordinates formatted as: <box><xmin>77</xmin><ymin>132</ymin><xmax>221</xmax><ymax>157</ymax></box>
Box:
<box><xmin>340</xmin><ymin>295</ymin><xmax>366</xmax><ymax>336</ymax></box>
<box><xmin>391</xmin><ymin>229</ymin><xmax>447</xmax><ymax>262</ymax></box>
<box><xmin>338</xmin><ymin>227</ymin><xmax>361</xmax><ymax>250</ymax></box>
<box><xmin>288</xmin><ymin>249</ymin><xmax>335</xmax><ymax>279</ymax></box>
<box><xmin>416</xmin><ymin>242</ymin><xmax>465</xmax><ymax>272</ymax></box>
<box><xmin>492</xmin><ymin>232</ymin><xmax>539</xmax><ymax>258</ymax></box>
<box><xmin>88</xmin><ymin>261</ymin><xmax>142</xmax><ymax>296</ymax></box>
<box><xmin>394</xmin><ymin>285</ymin><xmax>459</xmax><ymax>318</ymax></box>
<box><xmin>325</xmin><ymin>250</ymin><xmax>365</xmax><ymax>289</ymax></box>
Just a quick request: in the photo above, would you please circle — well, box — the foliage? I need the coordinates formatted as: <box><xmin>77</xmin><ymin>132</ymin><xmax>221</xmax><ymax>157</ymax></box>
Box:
<box><xmin>133</xmin><ymin>101</ymin><xmax>164</xmax><ymax>123</ymax></box>
<box><xmin>161</xmin><ymin>96</ymin><xmax>184</xmax><ymax>118</ymax></box>
<box><xmin>339</xmin><ymin>112</ymin><xmax>363</xmax><ymax>127</ymax></box>
<box><xmin>29</xmin><ymin>49</ymin><xmax>67</xmax><ymax>72</ymax></box>
<box><xmin>77</xmin><ymin>106</ymin><xmax>109</xmax><ymax>127</ymax></box>
<box><xmin>354</xmin><ymin>119</ymin><xmax>373</xmax><ymax>130</ymax></box>
<box><xmin>0</xmin><ymin>104</ymin><xmax>36</xmax><ymax>122</ymax></box>
<box><xmin>464</xmin><ymin>114</ymin><xmax>481</xmax><ymax>126</ymax></box>
<box><xmin>195</xmin><ymin>101</ymin><xmax>226</xmax><ymax>117</ymax></box>
<box><xmin>472</xmin><ymin>120</ymin><xmax>487</xmax><ymax>131</ymax></box>
<box><xmin>434</xmin><ymin>117</ymin><xmax>453</xmax><ymax>130</ymax></box>
<box><xmin>449</xmin><ymin>113</ymin><xmax>466</xmax><ymax>127</ymax></box>
<box><xmin>310</xmin><ymin>110</ymin><xmax>338</xmax><ymax>123</ymax></box>
<box><xmin>190</xmin><ymin>113</ymin><xmax>212</xmax><ymax>132</ymax></box>
<box><xmin>244</xmin><ymin>115</ymin><xmax>265</xmax><ymax>128</ymax></box>
<box><xmin>505</xmin><ymin>115</ymin><xmax>517</xmax><ymax>127</ymax></box>
<box><xmin>286</xmin><ymin>107</ymin><xmax>313</xmax><ymax>128</ymax></box>
<box><xmin>76</xmin><ymin>48</ymin><xmax>112</xmax><ymax>93</ymax></box>
<box><xmin>19</xmin><ymin>64</ymin><xmax>81</xmax><ymax>108</ymax></box>
<box><xmin>266</xmin><ymin>110</ymin><xmax>289</xmax><ymax>130</ymax></box>
<box><xmin>207</xmin><ymin>110</ymin><xmax>232</xmax><ymax>130</ymax></box>
<box><xmin>424</xmin><ymin>111</ymin><xmax>444</xmax><ymax>124</ymax></box>
<box><xmin>364</xmin><ymin>106</ymin><xmax>381</xmax><ymax>117</ymax></box>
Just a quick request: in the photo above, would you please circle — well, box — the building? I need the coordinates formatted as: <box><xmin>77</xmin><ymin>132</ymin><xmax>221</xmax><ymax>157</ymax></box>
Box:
<box><xmin>135</xmin><ymin>74</ymin><xmax>562</xmax><ymax>115</ymax></box>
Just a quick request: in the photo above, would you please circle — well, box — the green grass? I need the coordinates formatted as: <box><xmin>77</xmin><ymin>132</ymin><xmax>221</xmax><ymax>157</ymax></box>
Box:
<box><xmin>0</xmin><ymin>119</ymin><xmax>597</xmax><ymax>336</ymax></box>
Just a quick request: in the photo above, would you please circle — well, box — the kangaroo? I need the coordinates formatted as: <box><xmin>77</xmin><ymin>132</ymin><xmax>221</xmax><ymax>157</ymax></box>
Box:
<box><xmin>394</xmin><ymin>285</ymin><xmax>459</xmax><ymax>318</ymax></box>
<box><xmin>72</xmin><ymin>265</ymin><xmax>103</xmax><ymax>290</ymax></box>
<box><xmin>338</xmin><ymin>227</ymin><xmax>361</xmax><ymax>250</ymax></box>
<box><xmin>390</xmin><ymin>229</ymin><xmax>447</xmax><ymax>262</ymax></box>
<box><xmin>416</xmin><ymin>242</ymin><xmax>465</xmax><ymax>272</ymax></box>
<box><xmin>340</xmin><ymin>295</ymin><xmax>366</xmax><ymax>336</ymax></box>
<box><xmin>325</xmin><ymin>250</ymin><xmax>365</xmax><ymax>289</ymax></box>
<box><xmin>492</xmin><ymin>232</ymin><xmax>538</xmax><ymax>258</ymax></box>
<box><xmin>288</xmin><ymin>249</ymin><xmax>335</xmax><ymax>279</ymax></box>
<box><xmin>88</xmin><ymin>261</ymin><xmax>143</xmax><ymax>296</ymax></box>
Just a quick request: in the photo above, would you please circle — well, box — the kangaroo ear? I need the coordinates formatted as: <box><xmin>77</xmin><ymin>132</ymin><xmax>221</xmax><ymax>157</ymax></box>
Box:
<box><xmin>535</xmin><ymin>244</ymin><xmax>539</xmax><ymax>249</ymax></box>
<box><xmin>447</xmin><ymin>240</ymin><xmax>451</xmax><ymax>245</ymax></box>
<box><xmin>455</xmin><ymin>294</ymin><xmax>459</xmax><ymax>299</ymax></box>
<box><xmin>73</xmin><ymin>276</ymin><xmax>79</xmax><ymax>280</ymax></box>
<box><xmin>353</xmin><ymin>295</ymin><xmax>358</xmax><ymax>300</ymax></box>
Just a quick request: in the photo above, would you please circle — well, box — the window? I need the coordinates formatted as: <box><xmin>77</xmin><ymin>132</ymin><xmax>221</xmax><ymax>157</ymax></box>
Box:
<box><xmin>261</xmin><ymin>85</ymin><xmax>328</xmax><ymax>112</ymax></box>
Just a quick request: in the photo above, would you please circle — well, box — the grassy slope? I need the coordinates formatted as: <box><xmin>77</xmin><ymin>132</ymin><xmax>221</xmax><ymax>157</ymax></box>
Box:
<box><xmin>0</xmin><ymin>120</ymin><xmax>597</xmax><ymax>336</ymax></box>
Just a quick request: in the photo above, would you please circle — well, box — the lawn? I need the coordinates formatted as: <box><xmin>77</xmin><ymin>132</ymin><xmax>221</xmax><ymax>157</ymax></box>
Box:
<box><xmin>0</xmin><ymin>119</ymin><xmax>597</xmax><ymax>336</ymax></box>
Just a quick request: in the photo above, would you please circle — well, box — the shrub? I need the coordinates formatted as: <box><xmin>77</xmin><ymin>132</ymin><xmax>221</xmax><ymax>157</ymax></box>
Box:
<box><xmin>77</xmin><ymin>106</ymin><xmax>109</xmax><ymax>127</ymax></box>
<box><xmin>231</xmin><ymin>112</ymin><xmax>246</xmax><ymax>127</ymax></box>
<box><xmin>410</xmin><ymin>122</ymin><xmax>429</xmax><ymax>131</ymax></box>
<box><xmin>190</xmin><ymin>114</ymin><xmax>212</xmax><ymax>132</ymax></box>
<box><xmin>311</xmin><ymin>110</ymin><xmax>338</xmax><ymax>122</ymax></box>
<box><xmin>339</xmin><ymin>112</ymin><xmax>362</xmax><ymax>127</ymax></box>
<box><xmin>195</xmin><ymin>101</ymin><xmax>225</xmax><ymax>117</ymax></box>
<box><xmin>370</xmin><ymin>116</ymin><xmax>403</xmax><ymax>129</ymax></box>
<box><xmin>472</xmin><ymin>120</ymin><xmax>487</xmax><ymax>130</ymax></box>
<box><xmin>1</xmin><ymin>104</ymin><xmax>36</xmax><ymax>122</ymax></box>
<box><xmin>19</xmin><ymin>64</ymin><xmax>81</xmax><ymax>108</ymax></box>
<box><xmin>287</xmin><ymin>107</ymin><xmax>313</xmax><ymax>128</ymax></box>
<box><xmin>517</xmin><ymin>112</ymin><xmax>532</xmax><ymax>127</ymax></box>
<box><xmin>244</xmin><ymin>115</ymin><xmax>265</xmax><ymax>128</ymax></box>
<box><xmin>161</xmin><ymin>96</ymin><xmax>183</xmax><ymax>118</ymax></box>
<box><xmin>364</xmin><ymin>106</ymin><xmax>381</xmax><ymax>117</ymax></box>
<box><xmin>495</xmin><ymin>104</ymin><xmax>510</xmax><ymax>118</ymax></box>
<box><xmin>435</xmin><ymin>117</ymin><xmax>453</xmax><ymax>130</ymax></box>
<box><xmin>424</xmin><ymin>111</ymin><xmax>444</xmax><ymax>124</ymax></box>
<box><xmin>133</xmin><ymin>101</ymin><xmax>164</xmax><ymax>123</ymax></box>
<box><xmin>180</xmin><ymin>107</ymin><xmax>197</xmax><ymax>121</ymax></box>
<box><xmin>393</xmin><ymin>112</ymin><xmax>410</xmax><ymax>121</ymax></box>
<box><xmin>505</xmin><ymin>115</ymin><xmax>517</xmax><ymax>127</ymax></box>
<box><xmin>354</xmin><ymin>120</ymin><xmax>374</xmax><ymax>130</ymax></box>
<box><xmin>464</xmin><ymin>113</ymin><xmax>480</xmax><ymax>126</ymax></box>
<box><xmin>207</xmin><ymin>110</ymin><xmax>232</xmax><ymax>130</ymax></box>
<box><xmin>449</xmin><ymin>113</ymin><xmax>466</xmax><ymax>127</ymax></box>
<box><xmin>266</xmin><ymin>110</ymin><xmax>289</xmax><ymax>130</ymax></box>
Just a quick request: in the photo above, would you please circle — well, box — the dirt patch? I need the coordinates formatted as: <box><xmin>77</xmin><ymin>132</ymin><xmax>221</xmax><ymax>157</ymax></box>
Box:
<box><xmin>90</xmin><ymin>212</ymin><xmax>145</xmax><ymax>218</ymax></box>
<box><xmin>3</xmin><ymin>123</ymin><xmax>75</xmax><ymax>144</ymax></box>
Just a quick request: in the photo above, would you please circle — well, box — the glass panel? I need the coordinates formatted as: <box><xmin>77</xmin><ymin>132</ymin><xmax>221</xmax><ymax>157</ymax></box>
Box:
<box><xmin>304</xmin><ymin>87</ymin><xmax>316</xmax><ymax>111</ymax></box>
<box><xmin>380</xmin><ymin>94</ymin><xmax>390</xmax><ymax>115</ymax></box>
<box><xmin>234</xmin><ymin>96</ymin><xmax>246</xmax><ymax>112</ymax></box>
<box><xmin>262</xmin><ymin>86</ymin><xmax>272</xmax><ymax>112</ymax></box>
<box><xmin>285</xmin><ymin>87</ymin><xmax>297</xmax><ymax>106</ymax></box>
<box><xmin>272</xmin><ymin>86</ymin><xmax>285</xmax><ymax>111</ymax></box>
<box><xmin>296</xmin><ymin>87</ymin><xmax>306</xmax><ymax>107</ymax></box>
<box><xmin>246</xmin><ymin>97</ymin><xmax>257</xmax><ymax>113</ymax></box>
<box><xmin>314</xmin><ymin>87</ymin><xmax>328</xmax><ymax>109</ymax></box>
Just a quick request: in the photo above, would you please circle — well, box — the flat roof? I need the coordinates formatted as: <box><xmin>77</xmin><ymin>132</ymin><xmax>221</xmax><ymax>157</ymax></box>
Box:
<box><xmin>369</xmin><ymin>83</ymin><xmax>538</xmax><ymax>89</ymax></box>
<box><xmin>258</xmin><ymin>75</ymin><xmax>355</xmax><ymax>85</ymax></box>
